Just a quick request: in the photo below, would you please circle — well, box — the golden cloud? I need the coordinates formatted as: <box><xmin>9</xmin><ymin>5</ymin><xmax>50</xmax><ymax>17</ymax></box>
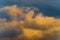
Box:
<box><xmin>0</xmin><ymin>5</ymin><xmax>60</xmax><ymax>40</ymax></box>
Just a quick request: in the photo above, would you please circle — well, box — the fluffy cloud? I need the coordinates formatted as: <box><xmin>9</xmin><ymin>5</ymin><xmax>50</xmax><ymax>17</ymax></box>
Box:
<box><xmin>0</xmin><ymin>5</ymin><xmax>60</xmax><ymax>40</ymax></box>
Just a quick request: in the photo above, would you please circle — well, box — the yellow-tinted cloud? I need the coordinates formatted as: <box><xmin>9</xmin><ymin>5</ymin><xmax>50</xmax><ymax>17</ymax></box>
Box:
<box><xmin>2</xmin><ymin>5</ymin><xmax>24</xmax><ymax>20</ymax></box>
<box><xmin>0</xmin><ymin>5</ymin><xmax>60</xmax><ymax>40</ymax></box>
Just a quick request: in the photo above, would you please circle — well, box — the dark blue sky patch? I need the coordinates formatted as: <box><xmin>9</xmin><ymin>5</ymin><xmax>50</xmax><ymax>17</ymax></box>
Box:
<box><xmin>0</xmin><ymin>0</ymin><xmax>60</xmax><ymax>18</ymax></box>
<box><xmin>0</xmin><ymin>12</ymin><xmax>11</xmax><ymax>21</ymax></box>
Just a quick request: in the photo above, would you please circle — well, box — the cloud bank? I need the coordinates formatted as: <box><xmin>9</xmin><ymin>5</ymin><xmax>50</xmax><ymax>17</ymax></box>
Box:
<box><xmin>0</xmin><ymin>5</ymin><xmax>60</xmax><ymax>40</ymax></box>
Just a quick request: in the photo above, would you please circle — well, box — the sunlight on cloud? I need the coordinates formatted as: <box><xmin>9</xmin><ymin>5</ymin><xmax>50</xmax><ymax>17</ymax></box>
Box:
<box><xmin>0</xmin><ymin>5</ymin><xmax>60</xmax><ymax>40</ymax></box>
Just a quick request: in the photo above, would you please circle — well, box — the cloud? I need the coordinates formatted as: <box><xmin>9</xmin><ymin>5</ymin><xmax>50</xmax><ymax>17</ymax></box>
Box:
<box><xmin>0</xmin><ymin>5</ymin><xmax>60</xmax><ymax>40</ymax></box>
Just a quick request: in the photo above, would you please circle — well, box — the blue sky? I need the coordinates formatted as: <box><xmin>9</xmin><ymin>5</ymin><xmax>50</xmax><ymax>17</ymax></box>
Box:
<box><xmin>0</xmin><ymin>0</ymin><xmax>60</xmax><ymax>18</ymax></box>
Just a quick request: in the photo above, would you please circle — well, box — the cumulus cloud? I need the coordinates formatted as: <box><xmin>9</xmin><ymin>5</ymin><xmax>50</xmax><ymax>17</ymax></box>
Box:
<box><xmin>0</xmin><ymin>5</ymin><xmax>60</xmax><ymax>40</ymax></box>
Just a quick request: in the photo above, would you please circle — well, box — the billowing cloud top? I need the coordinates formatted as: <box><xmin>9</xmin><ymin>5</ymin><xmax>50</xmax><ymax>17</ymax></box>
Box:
<box><xmin>0</xmin><ymin>5</ymin><xmax>60</xmax><ymax>40</ymax></box>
